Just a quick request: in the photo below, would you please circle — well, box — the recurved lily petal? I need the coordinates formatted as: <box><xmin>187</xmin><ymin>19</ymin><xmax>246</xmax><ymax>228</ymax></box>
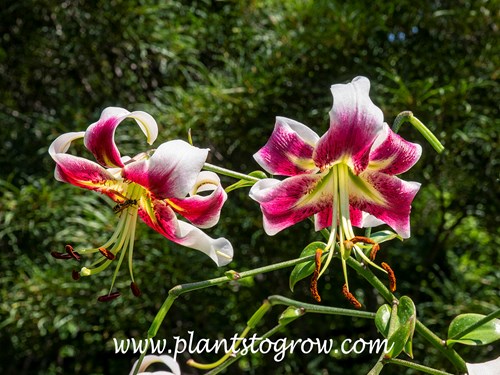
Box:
<box><xmin>49</xmin><ymin>131</ymin><xmax>86</xmax><ymax>156</ymax></box>
<box><xmin>369</xmin><ymin>123</ymin><xmax>422</xmax><ymax>175</ymax></box>
<box><xmin>53</xmin><ymin>154</ymin><xmax>117</xmax><ymax>190</ymax></box>
<box><xmin>250</xmin><ymin>174</ymin><xmax>332</xmax><ymax>236</ymax></box>
<box><xmin>168</xmin><ymin>171</ymin><xmax>227</xmax><ymax>229</ymax></box>
<box><xmin>84</xmin><ymin>107</ymin><xmax>158</xmax><ymax>168</ymax></box>
<box><xmin>254</xmin><ymin>117</ymin><xmax>320</xmax><ymax>176</ymax></box>
<box><xmin>49</xmin><ymin>131</ymin><xmax>116</xmax><ymax>190</ymax></box>
<box><xmin>313</xmin><ymin>76</ymin><xmax>384</xmax><ymax>174</ymax></box>
<box><xmin>138</xmin><ymin>200</ymin><xmax>233</xmax><ymax>266</ymax></box>
<box><xmin>349</xmin><ymin>172</ymin><xmax>421</xmax><ymax>238</ymax></box>
<box><xmin>123</xmin><ymin>140</ymin><xmax>209</xmax><ymax>199</ymax></box>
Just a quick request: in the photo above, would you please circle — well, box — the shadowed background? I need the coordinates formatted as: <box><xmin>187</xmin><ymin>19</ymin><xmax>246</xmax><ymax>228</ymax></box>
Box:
<box><xmin>0</xmin><ymin>1</ymin><xmax>498</xmax><ymax>374</ymax></box>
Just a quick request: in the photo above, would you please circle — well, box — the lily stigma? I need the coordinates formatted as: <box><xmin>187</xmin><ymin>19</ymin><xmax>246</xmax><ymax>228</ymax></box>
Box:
<box><xmin>250</xmin><ymin>77</ymin><xmax>422</xmax><ymax>306</ymax></box>
<box><xmin>49</xmin><ymin>107</ymin><xmax>233</xmax><ymax>301</ymax></box>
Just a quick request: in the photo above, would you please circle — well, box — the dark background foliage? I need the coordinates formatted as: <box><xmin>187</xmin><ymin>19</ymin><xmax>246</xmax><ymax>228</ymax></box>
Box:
<box><xmin>0</xmin><ymin>1</ymin><xmax>498</xmax><ymax>374</ymax></box>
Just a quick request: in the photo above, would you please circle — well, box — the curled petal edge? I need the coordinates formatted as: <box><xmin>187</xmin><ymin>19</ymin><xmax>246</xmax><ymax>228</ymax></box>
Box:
<box><xmin>84</xmin><ymin>107</ymin><xmax>158</xmax><ymax>168</ymax></box>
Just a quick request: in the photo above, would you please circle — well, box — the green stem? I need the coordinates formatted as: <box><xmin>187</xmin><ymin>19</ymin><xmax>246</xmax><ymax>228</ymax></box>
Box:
<box><xmin>449</xmin><ymin>308</ymin><xmax>500</xmax><ymax>340</ymax></box>
<box><xmin>147</xmin><ymin>253</ymin><xmax>317</xmax><ymax>338</ymax></box>
<box><xmin>206</xmin><ymin>295</ymin><xmax>377</xmax><ymax>375</ymax></box>
<box><xmin>132</xmin><ymin>253</ymin><xmax>317</xmax><ymax>375</ymax></box>
<box><xmin>386</xmin><ymin>358</ymin><xmax>455</xmax><ymax>375</ymax></box>
<box><xmin>203</xmin><ymin>162</ymin><xmax>260</xmax><ymax>182</ymax></box>
<box><xmin>267</xmin><ymin>295</ymin><xmax>376</xmax><ymax>319</ymax></box>
<box><xmin>392</xmin><ymin>111</ymin><xmax>445</xmax><ymax>154</ymax></box>
<box><xmin>345</xmin><ymin>257</ymin><xmax>467</xmax><ymax>373</ymax></box>
<box><xmin>205</xmin><ymin>323</ymin><xmax>287</xmax><ymax>375</ymax></box>
<box><xmin>367</xmin><ymin>358</ymin><xmax>385</xmax><ymax>375</ymax></box>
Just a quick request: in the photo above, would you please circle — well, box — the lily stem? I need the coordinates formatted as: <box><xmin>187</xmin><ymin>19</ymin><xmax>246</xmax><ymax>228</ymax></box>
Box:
<box><xmin>386</xmin><ymin>358</ymin><xmax>455</xmax><ymax>375</ymax></box>
<box><xmin>267</xmin><ymin>295</ymin><xmax>376</xmax><ymax>319</ymax></box>
<box><xmin>345</xmin><ymin>257</ymin><xmax>467</xmax><ymax>373</ymax></box>
<box><xmin>203</xmin><ymin>162</ymin><xmax>261</xmax><ymax>182</ymax></box>
<box><xmin>392</xmin><ymin>111</ymin><xmax>445</xmax><ymax>154</ymax></box>
<box><xmin>132</xmin><ymin>253</ymin><xmax>318</xmax><ymax>375</ymax></box>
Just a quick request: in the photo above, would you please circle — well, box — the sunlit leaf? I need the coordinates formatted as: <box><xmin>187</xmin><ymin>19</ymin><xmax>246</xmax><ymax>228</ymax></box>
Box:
<box><xmin>289</xmin><ymin>242</ymin><xmax>327</xmax><ymax>292</ymax></box>
<box><xmin>447</xmin><ymin>313</ymin><xmax>500</xmax><ymax>346</ymax></box>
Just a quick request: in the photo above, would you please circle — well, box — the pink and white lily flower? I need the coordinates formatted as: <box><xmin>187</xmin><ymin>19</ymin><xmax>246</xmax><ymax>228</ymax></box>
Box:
<box><xmin>49</xmin><ymin>107</ymin><xmax>233</xmax><ymax>300</ymax></box>
<box><xmin>249</xmin><ymin>77</ymin><xmax>421</xmax><ymax>295</ymax></box>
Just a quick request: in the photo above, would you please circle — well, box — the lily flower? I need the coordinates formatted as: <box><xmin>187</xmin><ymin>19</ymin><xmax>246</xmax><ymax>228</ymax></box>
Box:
<box><xmin>49</xmin><ymin>107</ymin><xmax>233</xmax><ymax>300</ymax></box>
<box><xmin>249</xmin><ymin>77</ymin><xmax>421</xmax><ymax>301</ymax></box>
<box><xmin>466</xmin><ymin>356</ymin><xmax>500</xmax><ymax>375</ymax></box>
<box><xmin>129</xmin><ymin>355</ymin><xmax>181</xmax><ymax>375</ymax></box>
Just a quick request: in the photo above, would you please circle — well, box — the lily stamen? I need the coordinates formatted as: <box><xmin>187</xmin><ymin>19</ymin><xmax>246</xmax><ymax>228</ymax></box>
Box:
<box><xmin>342</xmin><ymin>284</ymin><xmax>362</xmax><ymax>309</ymax></box>
<box><xmin>99</xmin><ymin>247</ymin><xmax>115</xmax><ymax>260</ymax></box>
<box><xmin>65</xmin><ymin>244</ymin><xmax>81</xmax><ymax>261</ymax></box>
<box><xmin>97</xmin><ymin>291</ymin><xmax>121</xmax><ymax>302</ymax></box>
<box><xmin>51</xmin><ymin>251</ymin><xmax>73</xmax><ymax>260</ymax></box>
<box><xmin>130</xmin><ymin>282</ymin><xmax>142</xmax><ymax>297</ymax></box>
<box><xmin>309</xmin><ymin>248</ymin><xmax>323</xmax><ymax>302</ymax></box>
<box><xmin>381</xmin><ymin>262</ymin><xmax>397</xmax><ymax>292</ymax></box>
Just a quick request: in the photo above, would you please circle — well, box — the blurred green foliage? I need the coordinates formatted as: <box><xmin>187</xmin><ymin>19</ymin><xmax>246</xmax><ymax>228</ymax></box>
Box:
<box><xmin>0</xmin><ymin>0</ymin><xmax>498</xmax><ymax>374</ymax></box>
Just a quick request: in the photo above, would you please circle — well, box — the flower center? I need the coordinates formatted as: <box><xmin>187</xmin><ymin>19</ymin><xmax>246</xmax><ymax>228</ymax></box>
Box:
<box><xmin>75</xmin><ymin>182</ymin><xmax>146</xmax><ymax>300</ymax></box>
<box><xmin>318</xmin><ymin>163</ymin><xmax>387</xmax><ymax>299</ymax></box>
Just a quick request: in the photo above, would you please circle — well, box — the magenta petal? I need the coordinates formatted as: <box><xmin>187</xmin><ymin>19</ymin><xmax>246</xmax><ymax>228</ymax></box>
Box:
<box><xmin>369</xmin><ymin>123</ymin><xmax>422</xmax><ymax>175</ymax></box>
<box><xmin>314</xmin><ymin>206</ymin><xmax>333</xmax><ymax>231</ymax></box>
<box><xmin>138</xmin><ymin>200</ymin><xmax>233</xmax><ymax>266</ymax></box>
<box><xmin>254</xmin><ymin>117</ymin><xmax>320</xmax><ymax>176</ymax></box>
<box><xmin>138</xmin><ymin>200</ymin><xmax>179</xmax><ymax>241</ymax></box>
<box><xmin>53</xmin><ymin>154</ymin><xmax>116</xmax><ymax>190</ymax></box>
<box><xmin>84</xmin><ymin>107</ymin><xmax>158</xmax><ymax>168</ymax></box>
<box><xmin>123</xmin><ymin>140</ymin><xmax>209</xmax><ymax>199</ymax></box>
<box><xmin>350</xmin><ymin>172</ymin><xmax>421</xmax><ymax>238</ymax></box>
<box><xmin>249</xmin><ymin>174</ymin><xmax>331</xmax><ymax>235</ymax></box>
<box><xmin>168</xmin><ymin>171</ymin><xmax>227</xmax><ymax>229</ymax></box>
<box><xmin>49</xmin><ymin>131</ymin><xmax>116</xmax><ymax>190</ymax></box>
<box><xmin>349</xmin><ymin>207</ymin><xmax>385</xmax><ymax>229</ymax></box>
<box><xmin>349</xmin><ymin>207</ymin><xmax>363</xmax><ymax>228</ymax></box>
<box><xmin>313</xmin><ymin>76</ymin><xmax>384</xmax><ymax>174</ymax></box>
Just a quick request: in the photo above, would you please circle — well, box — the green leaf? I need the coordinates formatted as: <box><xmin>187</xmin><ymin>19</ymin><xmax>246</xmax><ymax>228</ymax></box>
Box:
<box><xmin>225</xmin><ymin>171</ymin><xmax>267</xmax><ymax>192</ymax></box>
<box><xmin>376</xmin><ymin>297</ymin><xmax>416</xmax><ymax>359</ymax></box>
<box><xmin>289</xmin><ymin>242</ymin><xmax>327</xmax><ymax>292</ymax></box>
<box><xmin>398</xmin><ymin>296</ymin><xmax>416</xmax><ymax>358</ymax></box>
<box><xmin>369</xmin><ymin>230</ymin><xmax>402</xmax><ymax>244</ymax></box>
<box><xmin>375</xmin><ymin>304</ymin><xmax>391</xmax><ymax>338</ymax></box>
<box><xmin>447</xmin><ymin>313</ymin><xmax>500</xmax><ymax>346</ymax></box>
<box><xmin>278</xmin><ymin>306</ymin><xmax>305</xmax><ymax>325</ymax></box>
<box><xmin>386</xmin><ymin>323</ymin><xmax>412</xmax><ymax>359</ymax></box>
<box><xmin>248</xmin><ymin>171</ymin><xmax>268</xmax><ymax>179</ymax></box>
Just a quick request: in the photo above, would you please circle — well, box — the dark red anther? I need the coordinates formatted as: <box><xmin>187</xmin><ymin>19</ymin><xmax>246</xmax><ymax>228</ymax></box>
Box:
<box><xmin>381</xmin><ymin>262</ymin><xmax>397</xmax><ymax>292</ymax></box>
<box><xmin>130</xmin><ymin>282</ymin><xmax>142</xmax><ymax>297</ymax></box>
<box><xmin>51</xmin><ymin>251</ymin><xmax>72</xmax><ymax>260</ymax></box>
<box><xmin>97</xmin><ymin>291</ymin><xmax>121</xmax><ymax>302</ymax></box>
<box><xmin>342</xmin><ymin>284</ymin><xmax>362</xmax><ymax>309</ymax></box>
<box><xmin>72</xmin><ymin>270</ymin><xmax>81</xmax><ymax>280</ymax></box>
<box><xmin>65</xmin><ymin>244</ymin><xmax>81</xmax><ymax>261</ymax></box>
<box><xmin>98</xmin><ymin>247</ymin><xmax>115</xmax><ymax>260</ymax></box>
